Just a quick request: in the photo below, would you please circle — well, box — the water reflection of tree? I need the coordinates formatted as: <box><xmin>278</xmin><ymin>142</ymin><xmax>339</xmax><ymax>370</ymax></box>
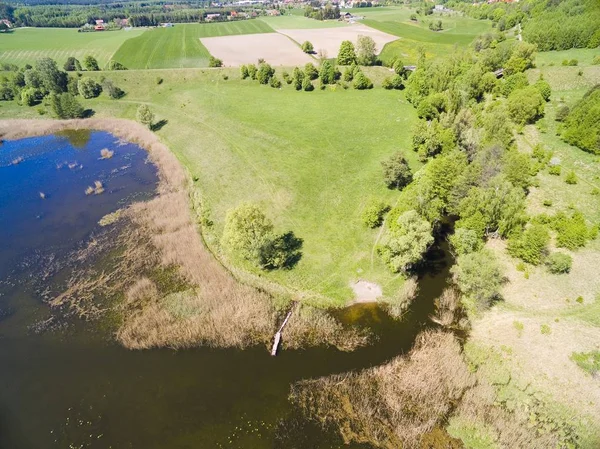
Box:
<box><xmin>56</xmin><ymin>129</ymin><xmax>91</xmax><ymax>149</ymax></box>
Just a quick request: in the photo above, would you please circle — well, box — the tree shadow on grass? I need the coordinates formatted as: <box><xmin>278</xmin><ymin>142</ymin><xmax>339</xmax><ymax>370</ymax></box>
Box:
<box><xmin>151</xmin><ymin>119</ymin><xmax>168</xmax><ymax>131</ymax></box>
<box><xmin>260</xmin><ymin>231</ymin><xmax>303</xmax><ymax>271</ymax></box>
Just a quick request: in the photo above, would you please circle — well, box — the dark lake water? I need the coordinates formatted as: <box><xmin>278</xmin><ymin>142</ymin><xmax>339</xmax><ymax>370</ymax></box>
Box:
<box><xmin>0</xmin><ymin>131</ymin><xmax>452</xmax><ymax>449</ymax></box>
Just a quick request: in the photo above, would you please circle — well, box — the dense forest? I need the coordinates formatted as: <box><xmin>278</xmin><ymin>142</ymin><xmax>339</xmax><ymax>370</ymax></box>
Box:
<box><xmin>452</xmin><ymin>0</ymin><xmax>600</xmax><ymax>51</ymax></box>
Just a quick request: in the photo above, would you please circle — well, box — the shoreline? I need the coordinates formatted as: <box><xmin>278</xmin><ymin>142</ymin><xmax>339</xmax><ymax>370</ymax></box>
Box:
<box><xmin>0</xmin><ymin>118</ymin><xmax>370</xmax><ymax>351</ymax></box>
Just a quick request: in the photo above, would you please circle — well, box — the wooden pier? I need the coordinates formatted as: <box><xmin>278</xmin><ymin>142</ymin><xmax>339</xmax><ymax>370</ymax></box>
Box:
<box><xmin>270</xmin><ymin>308</ymin><xmax>294</xmax><ymax>356</ymax></box>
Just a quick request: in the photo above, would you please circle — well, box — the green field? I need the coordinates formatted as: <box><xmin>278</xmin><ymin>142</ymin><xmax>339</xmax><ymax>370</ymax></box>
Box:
<box><xmin>536</xmin><ymin>48</ymin><xmax>600</xmax><ymax>67</ymax></box>
<box><xmin>260</xmin><ymin>15</ymin><xmax>348</xmax><ymax>30</ymax></box>
<box><xmin>0</xmin><ymin>27</ymin><xmax>146</xmax><ymax>68</ymax></box>
<box><xmin>0</xmin><ymin>67</ymin><xmax>418</xmax><ymax>304</ymax></box>
<box><xmin>352</xmin><ymin>6</ymin><xmax>492</xmax><ymax>64</ymax></box>
<box><xmin>112</xmin><ymin>21</ymin><xmax>274</xmax><ymax>69</ymax></box>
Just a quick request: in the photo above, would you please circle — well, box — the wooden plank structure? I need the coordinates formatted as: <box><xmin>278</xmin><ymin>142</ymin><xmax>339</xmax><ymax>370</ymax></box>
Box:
<box><xmin>270</xmin><ymin>308</ymin><xmax>294</xmax><ymax>356</ymax></box>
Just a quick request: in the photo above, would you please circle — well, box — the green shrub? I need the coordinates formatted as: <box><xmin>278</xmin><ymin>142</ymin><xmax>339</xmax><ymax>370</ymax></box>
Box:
<box><xmin>302</xmin><ymin>77</ymin><xmax>314</xmax><ymax>92</ymax></box>
<box><xmin>381</xmin><ymin>152</ymin><xmax>412</xmax><ymax>190</ymax></box>
<box><xmin>208</xmin><ymin>56</ymin><xmax>223</xmax><ymax>68</ymax></box>
<box><xmin>136</xmin><ymin>104</ymin><xmax>154</xmax><ymax>128</ymax></box>
<box><xmin>221</xmin><ymin>203</ymin><xmax>273</xmax><ymax>262</ymax></box>
<box><xmin>507</xmin><ymin>224</ymin><xmax>549</xmax><ymax>265</ymax></box>
<box><xmin>20</xmin><ymin>87</ymin><xmax>40</xmax><ymax>106</ymax></box>
<box><xmin>570</xmin><ymin>351</ymin><xmax>600</xmax><ymax>376</ymax></box>
<box><xmin>301</xmin><ymin>41</ymin><xmax>313</xmax><ymax>54</ymax></box>
<box><xmin>451</xmin><ymin>249</ymin><xmax>503</xmax><ymax>317</ymax></box>
<box><xmin>247</xmin><ymin>64</ymin><xmax>257</xmax><ymax>80</ymax></box>
<box><xmin>304</xmin><ymin>63</ymin><xmax>318</xmax><ymax>80</ymax></box>
<box><xmin>382</xmin><ymin>74</ymin><xmax>403</xmax><ymax>90</ymax></box>
<box><xmin>282</xmin><ymin>71</ymin><xmax>291</xmax><ymax>84</ymax></box>
<box><xmin>540</xmin><ymin>324</ymin><xmax>551</xmax><ymax>334</ymax></box>
<box><xmin>256</xmin><ymin>63</ymin><xmax>275</xmax><ymax>84</ymax></box>
<box><xmin>555</xmin><ymin>104</ymin><xmax>570</xmax><ymax>122</ymax></box>
<box><xmin>534</xmin><ymin>78</ymin><xmax>551</xmax><ymax>101</ymax></box>
<box><xmin>561</xmin><ymin>59</ymin><xmax>578</xmax><ymax>66</ymax></box>
<box><xmin>548</xmin><ymin>165</ymin><xmax>561</xmax><ymax>175</ymax></box>
<box><xmin>269</xmin><ymin>76</ymin><xmax>282</xmax><ymax>89</ymax></box>
<box><xmin>49</xmin><ymin>92</ymin><xmax>85</xmax><ymax>119</ymax></box>
<box><xmin>361</xmin><ymin>200</ymin><xmax>391</xmax><ymax>228</ymax></box>
<box><xmin>561</xmin><ymin>85</ymin><xmax>600</xmax><ymax>155</ymax></box>
<box><xmin>108</xmin><ymin>60</ymin><xmax>127</xmax><ymax>70</ymax></box>
<box><xmin>576</xmin><ymin>295</ymin><xmax>584</xmax><ymax>304</ymax></box>
<box><xmin>513</xmin><ymin>320</ymin><xmax>524</xmax><ymax>337</ymax></box>
<box><xmin>543</xmin><ymin>199</ymin><xmax>552</xmax><ymax>207</ymax></box>
<box><xmin>240</xmin><ymin>65</ymin><xmax>249</xmax><ymax>79</ymax></box>
<box><xmin>507</xmin><ymin>86</ymin><xmax>545</xmax><ymax>124</ymax></box>
<box><xmin>77</xmin><ymin>77</ymin><xmax>102</xmax><ymax>98</ymax></box>
<box><xmin>565</xmin><ymin>170</ymin><xmax>578</xmax><ymax>184</ymax></box>
<box><xmin>353</xmin><ymin>71</ymin><xmax>373</xmax><ymax>90</ymax></box>
<box><xmin>546</xmin><ymin>252</ymin><xmax>572</xmax><ymax>274</ymax></box>
<box><xmin>552</xmin><ymin>211</ymin><xmax>593</xmax><ymax>250</ymax></box>
<box><xmin>156</xmin><ymin>77</ymin><xmax>163</xmax><ymax>85</ymax></box>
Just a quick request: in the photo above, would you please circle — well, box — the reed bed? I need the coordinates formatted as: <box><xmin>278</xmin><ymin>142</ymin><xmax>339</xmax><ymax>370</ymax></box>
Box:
<box><xmin>0</xmin><ymin>119</ymin><xmax>277</xmax><ymax>349</ymax></box>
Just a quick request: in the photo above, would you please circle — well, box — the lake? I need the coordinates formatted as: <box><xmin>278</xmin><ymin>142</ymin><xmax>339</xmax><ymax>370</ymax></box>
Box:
<box><xmin>0</xmin><ymin>131</ymin><xmax>451</xmax><ymax>448</ymax></box>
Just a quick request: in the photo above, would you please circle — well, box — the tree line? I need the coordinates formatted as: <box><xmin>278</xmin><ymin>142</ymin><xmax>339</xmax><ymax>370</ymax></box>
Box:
<box><xmin>0</xmin><ymin>56</ymin><xmax>125</xmax><ymax>118</ymax></box>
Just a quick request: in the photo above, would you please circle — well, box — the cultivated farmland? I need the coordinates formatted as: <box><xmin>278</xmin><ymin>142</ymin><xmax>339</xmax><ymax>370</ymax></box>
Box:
<box><xmin>111</xmin><ymin>20</ymin><xmax>274</xmax><ymax>69</ymax></box>
<box><xmin>201</xmin><ymin>33</ymin><xmax>314</xmax><ymax>66</ymax></box>
<box><xmin>0</xmin><ymin>27</ymin><xmax>146</xmax><ymax>68</ymax></box>
<box><xmin>278</xmin><ymin>25</ymin><xmax>397</xmax><ymax>60</ymax></box>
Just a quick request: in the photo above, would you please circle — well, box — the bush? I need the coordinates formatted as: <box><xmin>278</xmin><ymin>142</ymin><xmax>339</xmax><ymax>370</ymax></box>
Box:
<box><xmin>546</xmin><ymin>252</ymin><xmax>572</xmax><ymax>274</ymax></box>
<box><xmin>77</xmin><ymin>77</ymin><xmax>102</xmax><ymax>99</ymax></box>
<box><xmin>451</xmin><ymin>249</ymin><xmax>503</xmax><ymax>316</ymax></box>
<box><xmin>361</xmin><ymin>200</ymin><xmax>390</xmax><ymax>228</ymax></box>
<box><xmin>353</xmin><ymin>71</ymin><xmax>373</xmax><ymax>90</ymax></box>
<box><xmin>208</xmin><ymin>56</ymin><xmax>223</xmax><ymax>68</ymax></box>
<box><xmin>282</xmin><ymin>71</ymin><xmax>291</xmax><ymax>84</ymax></box>
<box><xmin>552</xmin><ymin>211</ymin><xmax>593</xmax><ymax>250</ymax></box>
<box><xmin>64</xmin><ymin>56</ymin><xmax>82</xmax><ymax>72</ymax></box>
<box><xmin>534</xmin><ymin>79</ymin><xmax>551</xmax><ymax>101</ymax></box>
<box><xmin>548</xmin><ymin>165</ymin><xmax>561</xmax><ymax>175</ymax></box>
<box><xmin>304</xmin><ymin>63</ymin><xmax>318</xmax><ymax>80</ymax></box>
<box><xmin>508</xmin><ymin>86</ymin><xmax>545</xmax><ymax>124</ymax></box>
<box><xmin>102</xmin><ymin>79</ymin><xmax>125</xmax><ymax>99</ymax></box>
<box><xmin>561</xmin><ymin>59</ymin><xmax>578</xmax><ymax>66</ymax></box>
<box><xmin>356</xmin><ymin>35</ymin><xmax>377</xmax><ymax>66</ymax></box>
<box><xmin>571</xmin><ymin>351</ymin><xmax>600</xmax><ymax>376</ymax></box>
<box><xmin>565</xmin><ymin>170</ymin><xmax>578</xmax><ymax>184</ymax></box>
<box><xmin>381</xmin><ymin>152</ymin><xmax>412</xmax><ymax>189</ymax></box>
<box><xmin>301</xmin><ymin>41</ymin><xmax>314</xmax><ymax>54</ymax></box>
<box><xmin>337</xmin><ymin>40</ymin><xmax>357</xmax><ymax>65</ymax></box>
<box><xmin>136</xmin><ymin>104</ymin><xmax>154</xmax><ymax>129</ymax></box>
<box><xmin>49</xmin><ymin>92</ymin><xmax>85</xmax><ymax>119</ymax></box>
<box><xmin>269</xmin><ymin>76</ymin><xmax>282</xmax><ymax>89</ymax></box>
<box><xmin>319</xmin><ymin>60</ymin><xmax>336</xmax><ymax>85</ymax></box>
<box><xmin>256</xmin><ymin>63</ymin><xmax>275</xmax><ymax>84</ymax></box>
<box><xmin>83</xmin><ymin>55</ymin><xmax>100</xmax><ymax>71</ymax></box>
<box><xmin>302</xmin><ymin>77</ymin><xmax>314</xmax><ymax>92</ymax></box>
<box><xmin>555</xmin><ymin>104</ymin><xmax>570</xmax><ymax>122</ymax></box>
<box><xmin>108</xmin><ymin>60</ymin><xmax>127</xmax><ymax>70</ymax></box>
<box><xmin>247</xmin><ymin>64</ymin><xmax>257</xmax><ymax>80</ymax></box>
<box><xmin>382</xmin><ymin>74</ymin><xmax>403</xmax><ymax>90</ymax></box>
<box><xmin>560</xmin><ymin>85</ymin><xmax>600</xmax><ymax>155</ymax></box>
<box><xmin>507</xmin><ymin>224</ymin><xmax>549</xmax><ymax>265</ymax></box>
<box><xmin>240</xmin><ymin>65</ymin><xmax>249</xmax><ymax>79</ymax></box>
<box><xmin>156</xmin><ymin>77</ymin><xmax>163</xmax><ymax>85</ymax></box>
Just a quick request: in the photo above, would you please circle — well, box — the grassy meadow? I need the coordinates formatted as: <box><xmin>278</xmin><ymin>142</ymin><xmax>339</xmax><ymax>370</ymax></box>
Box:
<box><xmin>0</xmin><ymin>67</ymin><xmax>419</xmax><ymax>304</ymax></box>
<box><xmin>351</xmin><ymin>6</ymin><xmax>492</xmax><ymax>64</ymax></box>
<box><xmin>260</xmin><ymin>15</ymin><xmax>348</xmax><ymax>30</ymax></box>
<box><xmin>0</xmin><ymin>27</ymin><xmax>146</xmax><ymax>68</ymax></box>
<box><xmin>111</xmin><ymin>21</ymin><xmax>274</xmax><ymax>69</ymax></box>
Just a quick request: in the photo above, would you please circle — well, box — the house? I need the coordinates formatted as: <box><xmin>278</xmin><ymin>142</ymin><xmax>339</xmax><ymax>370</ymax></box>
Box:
<box><xmin>161</xmin><ymin>22</ymin><xmax>174</xmax><ymax>27</ymax></box>
<box><xmin>0</xmin><ymin>19</ymin><xmax>12</xmax><ymax>29</ymax></box>
<box><xmin>206</xmin><ymin>13</ymin><xmax>221</xmax><ymax>21</ymax></box>
<box><xmin>266</xmin><ymin>9</ymin><xmax>280</xmax><ymax>16</ymax></box>
<box><xmin>94</xmin><ymin>19</ymin><xmax>105</xmax><ymax>31</ymax></box>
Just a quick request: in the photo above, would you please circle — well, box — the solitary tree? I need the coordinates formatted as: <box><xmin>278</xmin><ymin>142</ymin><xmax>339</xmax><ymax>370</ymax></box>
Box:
<box><xmin>136</xmin><ymin>104</ymin><xmax>154</xmax><ymax>129</ymax></box>
<box><xmin>382</xmin><ymin>152</ymin><xmax>412</xmax><ymax>189</ymax></box>
<box><xmin>356</xmin><ymin>35</ymin><xmax>377</xmax><ymax>66</ymax></box>
<box><xmin>50</xmin><ymin>92</ymin><xmax>85</xmax><ymax>119</ymax></box>
<box><xmin>301</xmin><ymin>41</ymin><xmax>314</xmax><ymax>53</ymax></box>
<box><xmin>221</xmin><ymin>203</ymin><xmax>274</xmax><ymax>262</ymax></box>
<box><xmin>337</xmin><ymin>40</ymin><xmax>357</xmax><ymax>65</ymax></box>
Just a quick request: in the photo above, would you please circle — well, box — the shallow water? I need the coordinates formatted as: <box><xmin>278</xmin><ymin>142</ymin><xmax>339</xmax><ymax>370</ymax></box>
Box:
<box><xmin>0</xmin><ymin>132</ymin><xmax>452</xmax><ymax>449</ymax></box>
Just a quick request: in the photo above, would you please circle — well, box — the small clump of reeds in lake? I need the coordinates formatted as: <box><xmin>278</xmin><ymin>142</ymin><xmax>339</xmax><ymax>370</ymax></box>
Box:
<box><xmin>100</xmin><ymin>148</ymin><xmax>114</xmax><ymax>159</ymax></box>
<box><xmin>39</xmin><ymin>192</ymin><xmax>46</xmax><ymax>199</ymax></box>
<box><xmin>85</xmin><ymin>180</ymin><xmax>104</xmax><ymax>195</ymax></box>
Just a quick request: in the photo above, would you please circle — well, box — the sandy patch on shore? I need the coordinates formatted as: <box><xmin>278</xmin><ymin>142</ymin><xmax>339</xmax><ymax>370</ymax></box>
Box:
<box><xmin>278</xmin><ymin>25</ymin><xmax>398</xmax><ymax>59</ymax></box>
<box><xmin>200</xmin><ymin>33</ymin><xmax>314</xmax><ymax>67</ymax></box>
<box><xmin>351</xmin><ymin>280</ymin><xmax>382</xmax><ymax>302</ymax></box>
